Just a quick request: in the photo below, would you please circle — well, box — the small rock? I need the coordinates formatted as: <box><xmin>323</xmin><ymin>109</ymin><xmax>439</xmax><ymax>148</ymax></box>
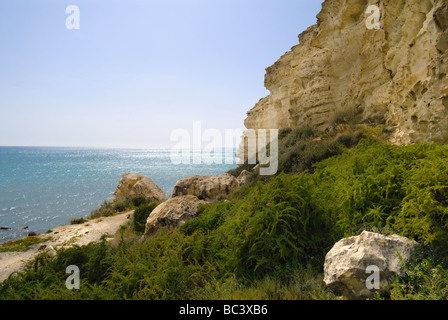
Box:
<box><xmin>237</xmin><ymin>170</ymin><xmax>251</xmax><ymax>186</ymax></box>
<box><xmin>28</xmin><ymin>232</ymin><xmax>38</xmax><ymax>237</ymax></box>
<box><xmin>42</xmin><ymin>245</ymin><xmax>56</xmax><ymax>257</ymax></box>
<box><xmin>0</xmin><ymin>227</ymin><xmax>11</xmax><ymax>230</ymax></box>
<box><xmin>252</xmin><ymin>164</ymin><xmax>260</xmax><ymax>173</ymax></box>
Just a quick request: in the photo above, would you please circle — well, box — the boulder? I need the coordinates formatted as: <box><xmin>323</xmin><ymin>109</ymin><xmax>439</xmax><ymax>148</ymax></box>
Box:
<box><xmin>144</xmin><ymin>195</ymin><xmax>206</xmax><ymax>237</ymax></box>
<box><xmin>324</xmin><ymin>231</ymin><xmax>419</xmax><ymax>299</ymax></box>
<box><xmin>171</xmin><ymin>173</ymin><xmax>239</xmax><ymax>202</ymax></box>
<box><xmin>112</xmin><ymin>173</ymin><xmax>167</xmax><ymax>204</ymax></box>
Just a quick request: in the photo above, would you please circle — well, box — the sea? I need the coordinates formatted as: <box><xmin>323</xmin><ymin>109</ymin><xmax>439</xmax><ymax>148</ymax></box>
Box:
<box><xmin>0</xmin><ymin>147</ymin><xmax>237</xmax><ymax>244</ymax></box>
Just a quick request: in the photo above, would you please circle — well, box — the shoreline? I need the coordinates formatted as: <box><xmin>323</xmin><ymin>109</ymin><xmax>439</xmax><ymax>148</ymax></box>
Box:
<box><xmin>0</xmin><ymin>210</ymin><xmax>132</xmax><ymax>283</ymax></box>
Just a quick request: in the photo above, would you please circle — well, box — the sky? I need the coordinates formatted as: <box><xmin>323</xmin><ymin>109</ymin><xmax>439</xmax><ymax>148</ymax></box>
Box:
<box><xmin>0</xmin><ymin>0</ymin><xmax>323</xmax><ymax>148</ymax></box>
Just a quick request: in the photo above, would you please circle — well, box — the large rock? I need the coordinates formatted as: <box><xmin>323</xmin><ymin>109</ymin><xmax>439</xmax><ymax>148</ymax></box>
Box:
<box><xmin>171</xmin><ymin>173</ymin><xmax>239</xmax><ymax>202</ymax></box>
<box><xmin>324</xmin><ymin>231</ymin><xmax>419</xmax><ymax>299</ymax></box>
<box><xmin>239</xmin><ymin>0</ymin><xmax>448</xmax><ymax>153</ymax></box>
<box><xmin>144</xmin><ymin>195</ymin><xmax>206</xmax><ymax>236</ymax></box>
<box><xmin>144</xmin><ymin>173</ymin><xmax>241</xmax><ymax>237</ymax></box>
<box><xmin>112</xmin><ymin>173</ymin><xmax>167</xmax><ymax>203</ymax></box>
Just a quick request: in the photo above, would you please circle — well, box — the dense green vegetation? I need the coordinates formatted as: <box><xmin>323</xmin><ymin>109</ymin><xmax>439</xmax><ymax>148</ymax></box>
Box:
<box><xmin>1</xmin><ymin>125</ymin><xmax>448</xmax><ymax>300</ymax></box>
<box><xmin>131</xmin><ymin>202</ymin><xmax>159</xmax><ymax>234</ymax></box>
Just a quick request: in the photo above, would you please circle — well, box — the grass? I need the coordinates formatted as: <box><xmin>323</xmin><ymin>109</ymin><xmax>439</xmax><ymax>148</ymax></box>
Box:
<box><xmin>193</xmin><ymin>266</ymin><xmax>337</xmax><ymax>300</ymax></box>
<box><xmin>0</xmin><ymin>236</ymin><xmax>51</xmax><ymax>253</ymax></box>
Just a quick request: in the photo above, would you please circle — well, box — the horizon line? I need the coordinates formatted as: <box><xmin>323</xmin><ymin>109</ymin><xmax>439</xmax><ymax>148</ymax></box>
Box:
<box><xmin>0</xmin><ymin>145</ymin><xmax>239</xmax><ymax>151</ymax></box>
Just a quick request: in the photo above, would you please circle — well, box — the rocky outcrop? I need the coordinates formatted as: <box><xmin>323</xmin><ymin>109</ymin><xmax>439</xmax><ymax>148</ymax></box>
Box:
<box><xmin>324</xmin><ymin>231</ymin><xmax>419</xmax><ymax>299</ymax></box>
<box><xmin>144</xmin><ymin>195</ymin><xmax>206</xmax><ymax>237</ymax></box>
<box><xmin>242</xmin><ymin>0</ymin><xmax>448</xmax><ymax>145</ymax></box>
<box><xmin>144</xmin><ymin>173</ymin><xmax>244</xmax><ymax>236</ymax></box>
<box><xmin>112</xmin><ymin>173</ymin><xmax>167</xmax><ymax>204</ymax></box>
<box><xmin>236</xmin><ymin>170</ymin><xmax>252</xmax><ymax>186</ymax></box>
<box><xmin>171</xmin><ymin>173</ymin><xmax>239</xmax><ymax>202</ymax></box>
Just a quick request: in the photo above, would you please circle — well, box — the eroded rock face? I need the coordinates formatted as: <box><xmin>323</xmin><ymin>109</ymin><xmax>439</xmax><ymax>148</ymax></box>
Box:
<box><xmin>112</xmin><ymin>173</ymin><xmax>167</xmax><ymax>204</ymax></box>
<box><xmin>171</xmin><ymin>173</ymin><xmax>239</xmax><ymax>202</ymax></box>
<box><xmin>242</xmin><ymin>0</ymin><xmax>448</xmax><ymax>145</ymax></box>
<box><xmin>144</xmin><ymin>195</ymin><xmax>206</xmax><ymax>237</ymax></box>
<box><xmin>324</xmin><ymin>231</ymin><xmax>419</xmax><ymax>299</ymax></box>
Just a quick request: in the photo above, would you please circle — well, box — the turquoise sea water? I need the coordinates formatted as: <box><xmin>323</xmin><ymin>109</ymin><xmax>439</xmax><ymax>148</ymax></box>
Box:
<box><xmin>0</xmin><ymin>147</ymin><xmax>236</xmax><ymax>244</ymax></box>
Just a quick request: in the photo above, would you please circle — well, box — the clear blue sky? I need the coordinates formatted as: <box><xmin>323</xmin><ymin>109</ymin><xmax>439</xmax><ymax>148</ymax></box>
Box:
<box><xmin>0</xmin><ymin>0</ymin><xmax>323</xmax><ymax>148</ymax></box>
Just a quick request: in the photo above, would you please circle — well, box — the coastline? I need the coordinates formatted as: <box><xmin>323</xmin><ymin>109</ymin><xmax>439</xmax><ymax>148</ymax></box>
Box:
<box><xmin>0</xmin><ymin>210</ymin><xmax>132</xmax><ymax>283</ymax></box>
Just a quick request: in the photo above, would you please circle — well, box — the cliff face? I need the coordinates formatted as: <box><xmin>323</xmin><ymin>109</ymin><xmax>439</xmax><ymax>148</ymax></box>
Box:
<box><xmin>243</xmin><ymin>0</ymin><xmax>448</xmax><ymax>145</ymax></box>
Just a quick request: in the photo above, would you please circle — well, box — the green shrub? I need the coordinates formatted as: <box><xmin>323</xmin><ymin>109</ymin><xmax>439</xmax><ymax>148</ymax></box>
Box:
<box><xmin>394</xmin><ymin>150</ymin><xmax>448</xmax><ymax>244</ymax></box>
<box><xmin>280</xmin><ymin>125</ymin><xmax>319</xmax><ymax>149</ymax></box>
<box><xmin>132</xmin><ymin>202</ymin><xmax>159</xmax><ymax>234</ymax></box>
<box><xmin>329</xmin><ymin>105</ymin><xmax>360</xmax><ymax>128</ymax></box>
<box><xmin>313</xmin><ymin>138</ymin><xmax>448</xmax><ymax>243</ymax></box>
<box><xmin>112</xmin><ymin>199</ymin><xmax>132</xmax><ymax>213</ymax></box>
<box><xmin>389</xmin><ymin>257</ymin><xmax>448</xmax><ymax>300</ymax></box>
<box><xmin>219</xmin><ymin>174</ymin><xmax>334</xmax><ymax>277</ymax></box>
<box><xmin>274</xmin><ymin>125</ymin><xmax>368</xmax><ymax>175</ymax></box>
<box><xmin>70</xmin><ymin>217</ymin><xmax>88</xmax><ymax>225</ymax></box>
<box><xmin>131</xmin><ymin>197</ymin><xmax>149</xmax><ymax>208</ymax></box>
<box><xmin>181</xmin><ymin>173</ymin><xmax>336</xmax><ymax>279</ymax></box>
<box><xmin>89</xmin><ymin>200</ymin><xmax>115</xmax><ymax>219</ymax></box>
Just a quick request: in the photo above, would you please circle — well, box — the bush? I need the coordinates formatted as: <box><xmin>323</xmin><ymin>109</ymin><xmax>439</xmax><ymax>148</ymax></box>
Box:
<box><xmin>70</xmin><ymin>217</ymin><xmax>88</xmax><ymax>225</ymax></box>
<box><xmin>313</xmin><ymin>138</ymin><xmax>448</xmax><ymax>243</ymax></box>
<box><xmin>132</xmin><ymin>202</ymin><xmax>159</xmax><ymax>234</ymax></box>
<box><xmin>112</xmin><ymin>199</ymin><xmax>132</xmax><ymax>213</ymax></box>
<box><xmin>89</xmin><ymin>200</ymin><xmax>115</xmax><ymax>219</ymax></box>
<box><xmin>131</xmin><ymin>197</ymin><xmax>149</xmax><ymax>207</ymax></box>
<box><xmin>389</xmin><ymin>257</ymin><xmax>448</xmax><ymax>300</ymax></box>
<box><xmin>329</xmin><ymin>105</ymin><xmax>360</xmax><ymax>128</ymax></box>
<box><xmin>181</xmin><ymin>173</ymin><xmax>336</xmax><ymax>279</ymax></box>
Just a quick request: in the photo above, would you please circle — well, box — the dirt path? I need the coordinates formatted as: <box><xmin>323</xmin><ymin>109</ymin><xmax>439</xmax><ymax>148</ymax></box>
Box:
<box><xmin>0</xmin><ymin>211</ymin><xmax>132</xmax><ymax>283</ymax></box>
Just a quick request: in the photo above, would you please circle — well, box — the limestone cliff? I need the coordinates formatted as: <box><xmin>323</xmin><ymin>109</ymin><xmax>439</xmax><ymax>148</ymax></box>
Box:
<box><xmin>243</xmin><ymin>0</ymin><xmax>448</xmax><ymax>145</ymax></box>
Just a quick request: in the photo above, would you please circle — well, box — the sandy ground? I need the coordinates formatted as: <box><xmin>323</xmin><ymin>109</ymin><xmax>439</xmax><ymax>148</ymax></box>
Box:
<box><xmin>0</xmin><ymin>211</ymin><xmax>133</xmax><ymax>283</ymax></box>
